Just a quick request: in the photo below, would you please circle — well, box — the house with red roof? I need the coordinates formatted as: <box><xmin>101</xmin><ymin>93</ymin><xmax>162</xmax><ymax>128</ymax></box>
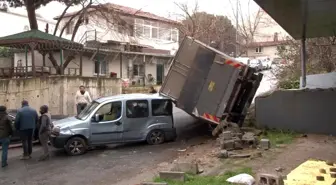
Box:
<box><xmin>51</xmin><ymin>3</ymin><xmax>179</xmax><ymax>84</ymax></box>
<box><xmin>54</xmin><ymin>3</ymin><xmax>180</xmax><ymax>55</ymax></box>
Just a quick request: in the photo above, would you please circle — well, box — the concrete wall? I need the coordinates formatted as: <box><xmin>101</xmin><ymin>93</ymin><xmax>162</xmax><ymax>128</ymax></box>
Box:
<box><xmin>255</xmin><ymin>89</ymin><xmax>336</xmax><ymax>135</ymax></box>
<box><xmin>300</xmin><ymin>72</ymin><xmax>336</xmax><ymax>89</ymax></box>
<box><xmin>0</xmin><ymin>76</ymin><xmax>121</xmax><ymax>116</ymax></box>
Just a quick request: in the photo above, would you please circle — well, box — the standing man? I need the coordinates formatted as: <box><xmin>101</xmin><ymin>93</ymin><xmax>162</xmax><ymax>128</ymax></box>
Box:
<box><xmin>75</xmin><ymin>85</ymin><xmax>92</xmax><ymax>115</ymax></box>
<box><xmin>15</xmin><ymin>100</ymin><xmax>38</xmax><ymax>160</ymax></box>
<box><xmin>38</xmin><ymin>105</ymin><xmax>51</xmax><ymax>161</ymax></box>
<box><xmin>0</xmin><ymin>106</ymin><xmax>13</xmax><ymax>167</ymax></box>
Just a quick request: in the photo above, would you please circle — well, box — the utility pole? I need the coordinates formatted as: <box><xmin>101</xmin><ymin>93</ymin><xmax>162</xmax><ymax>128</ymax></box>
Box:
<box><xmin>235</xmin><ymin>0</ymin><xmax>239</xmax><ymax>57</ymax></box>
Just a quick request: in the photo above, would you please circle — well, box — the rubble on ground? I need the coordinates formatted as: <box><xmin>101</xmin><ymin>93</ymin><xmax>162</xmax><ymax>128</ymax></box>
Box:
<box><xmin>215</xmin><ymin>122</ymin><xmax>270</xmax><ymax>158</ymax></box>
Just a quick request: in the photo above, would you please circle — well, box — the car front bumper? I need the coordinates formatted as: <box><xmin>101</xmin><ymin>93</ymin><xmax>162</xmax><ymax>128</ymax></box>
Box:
<box><xmin>50</xmin><ymin>135</ymin><xmax>70</xmax><ymax>148</ymax></box>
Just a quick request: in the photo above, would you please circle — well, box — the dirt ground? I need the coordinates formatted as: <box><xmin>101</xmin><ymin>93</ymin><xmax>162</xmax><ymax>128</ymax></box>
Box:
<box><xmin>129</xmin><ymin>134</ymin><xmax>336</xmax><ymax>183</ymax></box>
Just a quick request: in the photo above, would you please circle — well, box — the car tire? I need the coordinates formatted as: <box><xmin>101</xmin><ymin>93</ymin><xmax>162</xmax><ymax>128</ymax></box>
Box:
<box><xmin>64</xmin><ymin>137</ymin><xmax>88</xmax><ymax>156</ymax></box>
<box><xmin>146</xmin><ymin>130</ymin><xmax>165</xmax><ymax>145</ymax></box>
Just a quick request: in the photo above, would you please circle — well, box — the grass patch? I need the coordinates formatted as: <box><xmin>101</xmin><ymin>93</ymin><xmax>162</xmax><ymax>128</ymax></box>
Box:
<box><xmin>154</xmin><ymin>167</ymin><xmax>252</xmax><ymax>185</ymax></box>
<box><xmin>261</xmin><ymin>129</ymin><xmax>297</xmax><ymax>146</ymax></box>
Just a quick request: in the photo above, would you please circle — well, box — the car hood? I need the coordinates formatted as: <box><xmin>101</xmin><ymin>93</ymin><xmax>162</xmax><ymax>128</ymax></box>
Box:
<box><xmin>53</xmin><ymin>116</ymin><xmax>84</xmax><ymax>129</ymax></box>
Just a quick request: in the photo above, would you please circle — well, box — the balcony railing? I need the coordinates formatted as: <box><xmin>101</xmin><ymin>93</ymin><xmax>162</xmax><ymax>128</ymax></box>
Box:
<box><xmin>0</xmin><ymin>66</ymin><xmax>80</xmax><ymax>78</ymax></box>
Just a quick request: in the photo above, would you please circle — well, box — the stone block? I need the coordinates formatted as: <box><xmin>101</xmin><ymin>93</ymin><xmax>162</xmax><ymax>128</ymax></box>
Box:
<box><xmin>159</xmin><ymin>171</ymin><xmax>185</xmax><ymax>181</ymax></box>
<box><xmin>141</xmin><ymin>183</ymin><xmax>168</xmax><ymax>185</ymax></box>
<box><xmin>234</xmin><ymin>140</ymin><xmax>243</xmax><ymax>150</ymax></box>
<box><xmin>260</xmin><ymin>139</ymin><xmax>271</xmax><ymax>150</ymax></box>
<box><xmin>220</xmin><ymin>139</ymin><xmax>235</xmax><ymax>151</ymax></box>
<box><xmin>221</xmin><ymin>131</ymin><xmax>233</xmax><ymax>140</ymax></box>
<box><xmin>218</xmin><ymin>149</ymin><xmax>228</xmax><ymax>158</ymax></box>
<box><xmin>257</xmin><ymin>173</ymin><xmax>284</xmax><ymax>185</ymax></box>
<box><xmin>171</xmin><ymin>162</ymin><xmax>199</xmax><ymax>174</ymax></box>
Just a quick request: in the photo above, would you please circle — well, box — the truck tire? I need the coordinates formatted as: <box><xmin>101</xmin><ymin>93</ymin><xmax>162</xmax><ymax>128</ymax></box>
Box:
<box><xmin>65</xmin><ymin>137</ymin><xmax>88</xmax><ymax>156</ymax></box>
<box><xmin>146</xmin><ymin>130</ymin><xmax>165</xmax><ymax>145</ymax></box>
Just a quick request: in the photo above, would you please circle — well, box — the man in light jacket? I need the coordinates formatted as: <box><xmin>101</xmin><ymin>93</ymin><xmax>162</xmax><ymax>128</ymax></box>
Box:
<box><xmin>75</xmin><ymin>85</ymin><xmax>92</xmax><ymax>115</ymax></box>
<box><xmin>15</xmin><ymin>100</ymin><xmax>38</xmax><ymax>160</ymax></box>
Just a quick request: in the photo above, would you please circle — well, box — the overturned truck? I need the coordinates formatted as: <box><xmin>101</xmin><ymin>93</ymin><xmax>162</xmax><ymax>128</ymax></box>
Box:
<box><xmin>160</xmin><ymin>37</ymin><xmax>263</xmax><ymax>136</ymax></box>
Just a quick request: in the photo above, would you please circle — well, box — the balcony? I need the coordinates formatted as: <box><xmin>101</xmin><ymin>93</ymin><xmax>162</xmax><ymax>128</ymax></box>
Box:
<box><xmin>0</xmin><ymin>66</ymin><xmax>80</xmax><ymax>78</ymax></box>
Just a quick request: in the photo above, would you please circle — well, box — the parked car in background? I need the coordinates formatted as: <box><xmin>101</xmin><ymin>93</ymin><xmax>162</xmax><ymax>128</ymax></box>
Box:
<box><xmin>235</xmin><ymin>57</ymin><xmax>250</xmax><ymax>65</ymax></box>
<box><xmin>249</xmin><ymin>59</ymin><xmax>263</xmax><ymax>71</ymax></box>
<box><xmin>2</xmin><ymin>109</ymin><xmax>66</xmax><ymax>144</ymax></box>
<box><xmin>50</xmin><ymin>94</ymin><xmax>176</xmax><ymax>156</ymax></box>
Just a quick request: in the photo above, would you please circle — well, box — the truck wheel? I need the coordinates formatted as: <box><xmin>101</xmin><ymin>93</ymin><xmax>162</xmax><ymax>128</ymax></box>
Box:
<box><xmin>146</xmin><ymin>130</ymin><xmax>165</xmax><ymax>145</ymax></box>
<box><xmin>65</xmin><ymin>137</ymin><xmax>87</xmax><ymax>156</ymax></box>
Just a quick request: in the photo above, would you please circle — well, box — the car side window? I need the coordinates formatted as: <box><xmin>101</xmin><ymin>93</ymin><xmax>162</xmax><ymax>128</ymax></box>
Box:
<box><xmin>152</xmin><ymin>99</ymin><xmax>172</xmax><ymax>116</ymax></box>
<box><xmin>126</xmin><ymin>100</ymin><xmax>149</xmax><ymax>118</ymax></box>
<box><xmin>95</xmin><ymin>101</ymin><xmax>122</xmax><ymax>122</ymax></box>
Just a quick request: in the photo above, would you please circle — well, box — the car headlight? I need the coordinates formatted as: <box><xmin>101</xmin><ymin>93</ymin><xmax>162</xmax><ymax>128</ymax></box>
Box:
<box><xmin>60</xmin><ymin>128</ymin><xmax>72</xmax><ymax>135</ymax></box>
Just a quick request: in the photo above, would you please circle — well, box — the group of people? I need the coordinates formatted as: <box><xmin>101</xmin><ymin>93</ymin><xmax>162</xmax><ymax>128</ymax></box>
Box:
<box><xmin>0</xmin><ymin>85</ymin><xmax>157</xmax><ymax>168</ymax></box>
<box><xmin>0</xmin><ymin>100</ymin><xmax>52</xmax><ymax>168</ymax></box>
<box><xmin>0</xmin><ymin>86</ymin><xmax>92</xmax><ymax>168</ymax></box>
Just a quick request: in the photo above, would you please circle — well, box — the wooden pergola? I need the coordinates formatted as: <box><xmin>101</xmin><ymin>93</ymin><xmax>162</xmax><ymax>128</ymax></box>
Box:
<box><xmin>254</xmin><ymin>0</ymin><xmax>336</xmax><ymax>87</ymax></box>
<box><xmin>0</xmin><ymin>29</ymin><xmax>83</xmax><ymax>77</ymax></box>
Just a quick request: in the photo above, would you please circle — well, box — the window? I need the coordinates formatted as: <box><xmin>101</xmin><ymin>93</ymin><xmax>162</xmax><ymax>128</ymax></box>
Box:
<box><xmin>255</xmin><ymin>46</ymin><xmax>263</xmax><ymax>53</ymax></box>
<box><xmin>152</xmin><ymin>99</ymin><xmax>172</xmax><ymax>116</ymax></box>
<box><xmin>171</xmin><ymin>30</ymin><xmax>178</xmax><ymax>42</ymax></box>
<box><xmin>152</xmin><ymin>27</ymin><xmax>158</xmax><ymax>38</ymax></box>
<box><xmin>95</xmin><ymin>101</ymin><xmax>122</xmax><ymax>122</ymax></box>
<box><xmin>66</xmin><ymin>21</ymin><xmax>74</xmax><ymax>35</ymax></box>
<box><xmin>144</xmin><ymin>26</ymin><xmax>151</xmax><ymax>38</ymax></box>
<box><xmin>134</xmin><ymin>19</ymin><xmax>161</xmax><ymax>39</ymax></box>
<box><xmin>77</xmin><ymin>101</ymin><xmax>100</xmax><ymax>120</ymax></box>
<box><xmin>94</xmin><ymin>60</ymin><xmax>107</xmax><ymax>75</ymax></box>
<box><xmin>133</xmin><ymin>64</ymin><xmax>145</xmax><ymax>76</ymax></box>
<box><xmin>126</xmin><ymin>100</ymin><xmax>149</xmax><ymax>118</ymax></box>
<box><xmin>135</xmin><ymin>24</ymin><xmax>144</xmax><ymax>37</ymax></box>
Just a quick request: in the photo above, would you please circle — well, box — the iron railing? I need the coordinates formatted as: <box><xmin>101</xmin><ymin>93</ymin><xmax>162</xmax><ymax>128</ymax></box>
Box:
<box><xmin>0</xmin><ymin>66</ymin><xmax>80</xmax><ymax>78</ymax></box>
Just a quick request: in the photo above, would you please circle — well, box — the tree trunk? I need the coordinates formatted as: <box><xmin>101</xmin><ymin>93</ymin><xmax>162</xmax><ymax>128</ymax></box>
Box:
<box><xmin>26</xmin><ymin>0</ymin><xmax>38</xmax><ymax>30</ymax></box>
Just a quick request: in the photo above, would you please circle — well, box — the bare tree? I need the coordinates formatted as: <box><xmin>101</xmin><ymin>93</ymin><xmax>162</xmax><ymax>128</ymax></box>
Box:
<box><xmin>175</xmin><ymin>1</ymin><xmax>237</xmax><ymax>54</ymax></box>
<box><xmin>228</xmin><ymin>0</ymin><xmax>273</xmax><ymax>55</ymax></box>
<box><xmin>276</xmin><ymin>37</ymin><xmax>336</xmax><ymax>89</ymax></box>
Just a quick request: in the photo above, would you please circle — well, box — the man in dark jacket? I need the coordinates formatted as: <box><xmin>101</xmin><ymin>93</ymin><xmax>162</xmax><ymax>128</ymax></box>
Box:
<box><xmin>38</xmin><ymin>105</ymin><xmax>51</xmax><ymax>161</ymax></box>
<box><xmin>15</xmin><ymin>100</ymin><xmax>38</xmax><ymax>160</ymax></box>
<box><xmin>0</xmin><ymin>106</ymin><xmax>13</xmax><ymax>167</ymax></box>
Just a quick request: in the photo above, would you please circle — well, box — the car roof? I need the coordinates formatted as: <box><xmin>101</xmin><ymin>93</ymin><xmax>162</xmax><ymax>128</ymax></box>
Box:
<box><xmin>95</xmin><ymin>93</ymin><xmax>170</xmax><ymax>103</ymax></box>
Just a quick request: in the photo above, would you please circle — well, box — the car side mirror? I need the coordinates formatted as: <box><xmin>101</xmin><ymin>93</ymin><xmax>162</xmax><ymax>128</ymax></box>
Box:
<box><xmin>95</xmin><ymin>114</ymin><xmax>100</xmax><ymax>122</ymax></box>
<box><xmin>91</xmin><ymin>114</ymin><xmax>100</xmax><ymax>122</ymax></box>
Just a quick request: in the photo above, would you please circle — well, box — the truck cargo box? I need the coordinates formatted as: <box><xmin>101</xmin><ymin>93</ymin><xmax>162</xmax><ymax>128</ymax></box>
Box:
<box><xmin>160</xmin><ymin>37</ymin><xmax>263</xmax><ymax>126</ymax></box>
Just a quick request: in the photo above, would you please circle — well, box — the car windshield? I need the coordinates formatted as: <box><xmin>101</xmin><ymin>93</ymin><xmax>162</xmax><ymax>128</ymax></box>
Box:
<box><xmin>76</xmin><ymin>101</ymin><xmax>100</xmax><ymax>120</ymax></box>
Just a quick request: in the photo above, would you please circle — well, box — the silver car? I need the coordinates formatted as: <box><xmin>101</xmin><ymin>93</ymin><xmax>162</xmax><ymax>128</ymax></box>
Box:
<box><xmin>50</xmin><ymin>94</ymin><xmax>176</xmax><ymax>156</ymax></box>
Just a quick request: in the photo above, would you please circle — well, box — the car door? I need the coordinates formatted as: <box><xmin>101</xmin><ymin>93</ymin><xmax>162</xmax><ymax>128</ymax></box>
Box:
<box><xmin>122</xmin><ymin>99</ymin><xmax>150</xmax><ymax>141</ymax></box>
<box><xmin>90</xmin><ymin>101</ymin><xmax>123</xmax><ymax>145</ymax></box>
<box><xmin>151</xmin><ymin>99</ymin><xmax>174</xmax><ymax>127</ymax></box>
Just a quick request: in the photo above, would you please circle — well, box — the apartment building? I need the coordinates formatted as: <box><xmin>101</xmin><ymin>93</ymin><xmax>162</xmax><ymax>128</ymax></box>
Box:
<box><xmin>53</xmin><ymin>3</ymin><xmax>179</xmax><ymax>84</ymax></box>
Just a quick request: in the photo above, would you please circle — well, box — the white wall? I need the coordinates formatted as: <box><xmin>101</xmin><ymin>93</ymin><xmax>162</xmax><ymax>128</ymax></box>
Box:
<box><xmin>0</xmin><ymin>10</ymin><xmax>56</xmax><ymax>37</ymax></box>
<box><xmin>247</xmin><ymin>45</ymin><xmax>279</xmax><ymax>59</ymax></box>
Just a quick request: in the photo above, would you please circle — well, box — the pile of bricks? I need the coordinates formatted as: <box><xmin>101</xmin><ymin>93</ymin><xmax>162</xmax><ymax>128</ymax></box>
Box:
<box><xmin>217</xmin><ymin>122</ymin><xmax>259</xmax><ymax>151</ymax></box>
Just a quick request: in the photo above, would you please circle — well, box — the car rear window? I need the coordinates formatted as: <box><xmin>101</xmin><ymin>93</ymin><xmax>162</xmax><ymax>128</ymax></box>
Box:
<box><xmin>152</xmin><ymin>99</ymin><xmax>172</xmax><ymax>116</ymax></box>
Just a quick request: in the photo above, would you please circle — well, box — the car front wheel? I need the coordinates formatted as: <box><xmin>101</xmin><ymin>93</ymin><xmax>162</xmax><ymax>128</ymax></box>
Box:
<box><xmin>64</xmin><ymin>137</ymin><xmax>88</xmax><ymax>156</ymax></box>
